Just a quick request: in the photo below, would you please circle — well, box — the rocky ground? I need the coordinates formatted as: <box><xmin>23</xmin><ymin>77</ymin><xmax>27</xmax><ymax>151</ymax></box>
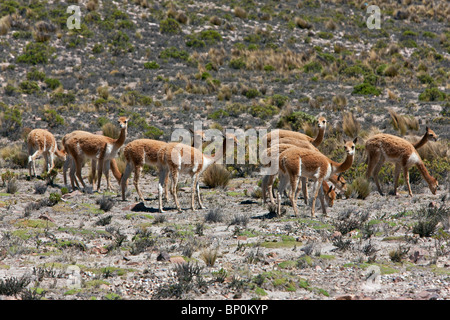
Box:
<box><xmin>0</xmin><ymin>0</ymin><xmax>449</xmax><ymax>302</ymax></box>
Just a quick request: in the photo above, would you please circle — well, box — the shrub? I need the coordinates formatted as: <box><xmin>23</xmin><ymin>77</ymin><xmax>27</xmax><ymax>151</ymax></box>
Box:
<box><xmin>208</xmin><ymin>109</ymin><xmax>229</xmax><ymax>120</ymax></box>
<box><xmin>294</xmin><ymin>17</ymin><xmax>312</xmax><ymax>29</ymax></box>
<box><xmin>248</xmin><ymin>104</ymin><xmax>279</xmax><ymax>119</ymax></box>
<box><xmin>384</xmin><ymin>65</ymin><xmax>398</xmax><ymax>77</ymax></box>
<box><xmin>0</xmin><ymin>106</ymin><xmax>22</xmax><ymax>138</ymax></box>
<box><xmin>144</xmin><ymin>126</ymin><xmax>164</xmax><ymax>139</ymax></box>
<box><xmin>418</xmin><ymin>87</ymin><xmax>446</xmax><ymax>102</ymax></box>
<box><xmin>344</xmin><ymin>176</ymin><xmax>370</xmax><ymax>199</ymax></box>
<box><xmin>159</xmin><ymin>18</ymin><xmax>181</xmax><ymax>34</ymax></box>
<box><xmin>43</xmin><ymin>109</ymin><xmax>64</xmax><ymax>127</ymax></box>
<box><xmin>342</xmin><ymin>112</ymin><xmax>361</xmax><ymax>138</ymax></box>
<box><xmin>340</xmin><ymin>65</ymin><xmax>364</xmax><ymax>78</ymax></box>
<box><xmin>244</xmin><ymin>88</ymin><xmax>260</xmax><ymax>99</ymax></box>
<box><xmin>234</xmin><ymin>6</ymin><xmax>247</xmax><ymax>19</ymax></box>
<box><xmin>317</xmin><ymin>31</ymin><xmax>333</xmax><ymax>39</ymax></box>
<box><xmin>204</xmin><ymin>208</ymin><xmax>225</xmax><ymax>223</ymax></box>
<box><xmin>102</xmin><ymin>122</ymin><xmax>119</xmax><ymax>139</ymax></box>
<box><xmin>97</xmin><ymin>196</ymin><xmax>115</xmax><ymax>212</ymax></box>
<box><xmin>26</xmin><ymin>68</ymin><xmax>45</xmax><ymax>81</ymax></box>
<box><xmin>268</xmin><ymin>94</ymin><xmax>289</xmax><ymax>108</ymax></box>
<box><xmin>144</xmin><ymin>61</ymin><xmax>160</xmax><ymax>69</ymax></box>
<box><xmin>229</xmin><ymin>58</ymin><xmax>246</xmax><ymax>69</ymax></box>
<box><xmin>277</xmin><ymin>111</ymin><xmax>316</xmax><ymax>131</ymax></box>
<box><xmin>159</xmin><ymin>47</ymin><xmax>189</xmax><ymax>61</ymax></box>
<box><xmin>92</xmin><ymin>43</ymin><xmax>104</xmax><ymax>54</ymax></box>
<box><xmin>303</xmin><ymin>61</ymin><xmax>322</xmax><ymax>73</ymax></box>
<box><xmin>202</xmin><ymin>164</ymin><xmax>231</xmax><ymax>188</ymax></box>
<box><xmin>389</xmin><ymin>245</ymin><xmax>410</xmax><ymax>263</ymax></box>
<box><xmin>17</xmin><ymin>42</ymin><xmax>54</xmax><ymax>65</ymax></box>
<box><xmin>352</xmin><ymin>82</ymin><xmax>381</xmax><ymax>96</ymax></box>
<box><xmin>44</xmin><ymin>78</ymin><xmax>61</xmax><ymax>90</ymax></box>
<box><xmin>19</xmin><ymin>81</ymin><xmax>39</xmax><ymax>94</ymax></box>
<box><xmin>50</xmin><ymin>91</ymin><xmax>75</xmax><ymax>105</ymax></box>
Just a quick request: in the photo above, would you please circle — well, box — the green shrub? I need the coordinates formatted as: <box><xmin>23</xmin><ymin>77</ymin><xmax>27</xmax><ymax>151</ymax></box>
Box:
<box><xmin>229</xmin><ymin>58</ymin><xmax>246</xmax><ymax>69</ymax></box>
<box><xmin>19</xmin><ymin>81</ymin><xmax>39</xmax><ymax>94</ymax></box>
<box><xmin>198</xmin><ymin>30</ymin><xmax>222</xmax><ymax>45</ymax></box>
<box><xmin>17</xmin><ymin>42</ymin><xmax>54</xmax><ymax>65</ymax></box>
<box><xmin>208</xmin><ymin>109</ymin><xmax>229</xmax><ymax>120</ymax></box>
<box><xmin>92</xmin><ymin>43</ymin><xmax>104</xmax><ymax>54</ymax></box>
<box><xmin>159</xmin><ymin>18</ymin><xmax>181</xmax><ymax>34</ymax></box>
<box><xmin>417</xmin><ymin>73</ymin><xmax>434</xmax><ymax>85</ymax></box>
<box><xmin>244</xmin><ymin>88</ymin><xmax>260</xmax><ymax>99</ymax></box>
<box><xmin>352</xmin><ymin>82</ymin><xmax>381</xmax><ymax>96</ymax></box>
<box><xmin>108</xmin><ymin>30</ymin><xmax>133</xmax><ymax>55</ymax></box>
<box><xmin>159</xmin><ymin>47</ymin><xmax>189</xmax><ymax>61</ymax></box>
<box><xmin>26</xmin><ymin>68</ymin><xmax>45</xmax><ymax>81</ymax></box>
<box><xmin>418</xmin><ymin>87</ymin><xmax>446</xmax><ymax>102</ymax></box>
<box><xmin>317</xmin><ymin>31</ymin><xmax>333</xmax><ymax>39</ymax></box>
<box><xmin>340</xmin><ymin>65</ymin><xmax>364</xmax><ymax>77</ymax></box>
<box><xmin>303</xmin><ymin>61</ymin><xmax>322</xmax><ymax>73</ymax></box>
<box><xmin>268</xmin><ymin>94</ymin><xmax>289</xmax><ymax>108</ymax></box>
<box><xmin>43</xmin><ymin>109</ymin><xmax>64</xmax><ymax>127</ymax></box>
<box><xmin>50</xmin><ymin>91</ymin><xmax>75</xmax><ymax>105</ymax></box>
<box><xmin>144</xmin><ymin>61</ymin><xmax>160</xmax><ymax>69</ymax></box>
<box><xmin>248</xmin><ymin>104</ymin><xmax>279</xmax><ymax>119</ymax></box>
<box><xmin>0</xmin><ymin>106</ymin><xmax>22</xmax><ymax>138</ymax></box>
<box><xmin>44</xmin><ymin>78</ymin><xmax>61</xmax><ymax>90</ymax></box>
<box><xmin>4</xmin><ymin>84</ymin><xmax>18</xmax><ymax>96</ymax></box>
<box><xmin>144</xmin><ymin>126</ymin><xmax>164</xmax><ymax>139</ymax></box>
<box><xmin>277</xmin><ymin>111</ymin><xmax>316</xmax><ymax>131</ymax></box>
<box><xmin>186</xmin><ymin>36</ymin><xmax>206</xmax><ymax>48</ymax></box>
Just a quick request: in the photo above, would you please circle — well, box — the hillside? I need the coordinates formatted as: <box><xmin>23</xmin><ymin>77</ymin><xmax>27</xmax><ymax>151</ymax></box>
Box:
<box><xmin>0</xmin><ymin>0</ymin><xmax>449</xmax><ymax>302</ymax></box>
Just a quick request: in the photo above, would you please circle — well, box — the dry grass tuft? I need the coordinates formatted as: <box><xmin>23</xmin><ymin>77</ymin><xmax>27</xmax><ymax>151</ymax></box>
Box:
<box><xmin>342</xmin><ymin>112</ymin><xmax>361</xmax><ymax>139</ymax></box>
<box><xmin>389</xmin><ymin>109</ymin><xmax>419</xmax><ymax>136</ymax></box>
<box><xmin>202</xmin><ymin>164</ymin><xmax>231</xmax><ymax>189</ymax></box>
<box><xmin>234</xmin><ymin>7</ymin><xmax>247</xmax><ymax>19</ymax></box>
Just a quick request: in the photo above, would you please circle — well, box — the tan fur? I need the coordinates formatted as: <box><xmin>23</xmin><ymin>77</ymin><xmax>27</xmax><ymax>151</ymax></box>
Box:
<box><xmin>27</xmin><ymin>129</ymin><xmax>66</xmax><ymax>178</ymax></box>
<box><xmin>411</xmin><ymin>127</ymin><xmax>438</xmax><ymax>149</ymax></box>
<box><xmin>263</xmin><ymin>116</ymin><xmax>327</xmax><ymax>148</ymax></box>
<box><xmin>156</xmin><ymin>134</ymin><xmax>238</xmax><ymax>213</ymax></box>
<box><xmin>365</xmin><ymin>132</ymin><xmax>438</xmax><ymax>196</ymax></box>
<box><xmin>276</xmin><ymin>138</ymin><xmax>357</xmax><ymax>217</ymax></box>
<box><xmin>64</xmin><ymin>117</ymin><xmax>128</xmax><ymax>192</ymax></box>
<box><xmin>120</xmin><ymin>138</ymin><xmax>168</xmax><ymax>203</ymax></box>
<box><xmin>261</xmin><ymin>141</ymin><xmax>346</xmax><ymax>213</ymax></box>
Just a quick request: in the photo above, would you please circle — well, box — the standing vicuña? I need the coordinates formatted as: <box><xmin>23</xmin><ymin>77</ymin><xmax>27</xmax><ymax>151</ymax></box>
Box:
<box><xmin>120</xmin><ymin>138</ymin><xmax>168</xmax><ymax>203</ymax></box>
<box><xmin>261</xmin><ymin>139</ymin><xmax>347</xmax><ymax>206</ymax></box>
<box><xmin>156</xmin><ymin>133</ymin><xmax>239</xmax><ymax>213</ymax></box>
<box><xmin>62</xmin><ymin>130</ymin><xmax>122</xmax><ymax>191</ymax></box>
<box><xmin>262</xmin><ymin>116</ymin><xmax>327</xmax><ymax>148</ymax></box>
<box><xmin>64</xmin><ymin>117</ymin><xmax>128</xmax><ymax>192</ymax></box>
<box><xmin>277</xmin><ymin>138</ymin><xmax>357</xmax><ymax>217</ymax></box>
<box><xmin>365</xmin><ymin>131</ymin><xmax>438</xmax><ymax>196</ymax></box>
<box><xmin>27</xmin><ymin>129</ymin><xmax>66</xmax><ymax>178</ymax></box>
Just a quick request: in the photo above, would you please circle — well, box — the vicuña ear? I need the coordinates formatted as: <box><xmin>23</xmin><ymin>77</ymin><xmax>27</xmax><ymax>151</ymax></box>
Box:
<box><xmin>353</xmin><ymin>137</ymin><xmax>358</xmax><ymax>143</ymax></box>
<box><xmin>426</xmin><ymin>126</ymin><xmax>429</xmax><ymax>132</ymax></box>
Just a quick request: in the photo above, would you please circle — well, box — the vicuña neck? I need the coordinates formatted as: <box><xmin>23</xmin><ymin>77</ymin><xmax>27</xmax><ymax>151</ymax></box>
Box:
<box><xmin>413</xmin><ymin>132</ymin><xmax>429</xmax><ymax>149</ymax></box>
<box><xmin>115</xmin><ymin>128</ymin><xmax>127</xmax><ymax>147</ymax></box>
<box><xmin>331</xmin><ymin>153</ymin><xmax>354</xmax><ymax>174</ymax></box>
<box><xmin>416</xmin><ymin>161</ymin><xmax>434</xmax><ymax>184</ymax></box>
<box><xmin>312</xmin><ymin>127</ymin><xmax>325</xmax><ymax>147</ymax></box>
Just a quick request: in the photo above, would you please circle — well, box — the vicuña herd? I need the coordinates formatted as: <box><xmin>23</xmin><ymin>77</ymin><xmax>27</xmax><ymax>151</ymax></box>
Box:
<box><xmin>24</xmin><ymin>116</ymin><xmax>440</xmax><ymax>216</ymax></box>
